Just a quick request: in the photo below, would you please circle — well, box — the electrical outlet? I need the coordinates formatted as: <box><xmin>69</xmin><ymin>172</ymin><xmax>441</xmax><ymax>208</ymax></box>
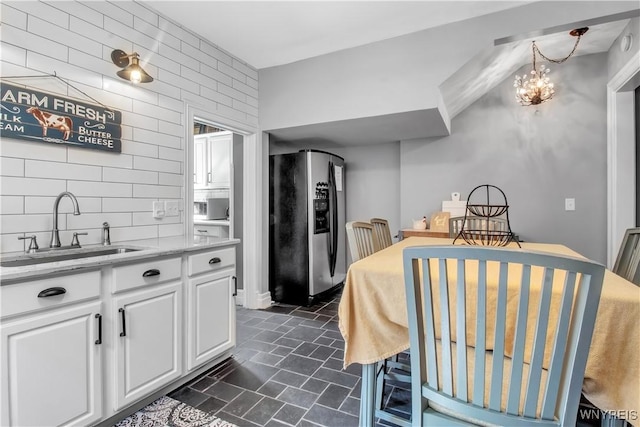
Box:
<box><xmin>565</xmin><ymin>198</ymin><xmax>575</xmax><ymax>211</ymax></box>
<box><xmin>153</xmin><ymin>201</ymin><xmax>165</xmax><ymax>218</ymax></box>
<box><xmin>166</xmin><ymin>201</ymin><xmax>179</xmax><ymax>217</ymax></box>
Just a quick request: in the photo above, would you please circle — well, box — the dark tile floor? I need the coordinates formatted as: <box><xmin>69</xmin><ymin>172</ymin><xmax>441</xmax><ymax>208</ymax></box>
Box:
<box><xmin>168</xmin><ymin>293</ymin><xmax>410</xmax><ymax>427</ymax></box>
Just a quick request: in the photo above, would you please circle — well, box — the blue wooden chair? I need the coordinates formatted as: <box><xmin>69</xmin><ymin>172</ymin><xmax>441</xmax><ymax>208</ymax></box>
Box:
<box><xmin>402</xmin><ymin>245</ymin><xmax>605</xmax><ymax>426</ymax></box>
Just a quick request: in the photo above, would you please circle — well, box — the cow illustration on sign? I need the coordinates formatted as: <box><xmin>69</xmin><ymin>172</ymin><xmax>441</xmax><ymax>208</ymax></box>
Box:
<box><xmin>26</xmin><ymin>107</ymin><xmax>73</xmax><ymax>140</ymax></box>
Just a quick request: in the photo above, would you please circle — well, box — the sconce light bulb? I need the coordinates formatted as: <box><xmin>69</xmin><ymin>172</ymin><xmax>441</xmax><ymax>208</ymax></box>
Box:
<box><xmin>130</xmin><ymin>69</ymin><xmax>142</xmax><ymax>84</ymax></box>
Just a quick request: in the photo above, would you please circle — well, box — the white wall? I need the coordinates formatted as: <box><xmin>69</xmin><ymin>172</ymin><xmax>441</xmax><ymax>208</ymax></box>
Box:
<box><xmin>401</xmin><ymin>53</ymin><xmax>609</xmax><ymax>263</ymax></box>
<box><xmin>0</xmin><ymin>1</ymin><xmax>258</xmax><ymax>254</ymax></box>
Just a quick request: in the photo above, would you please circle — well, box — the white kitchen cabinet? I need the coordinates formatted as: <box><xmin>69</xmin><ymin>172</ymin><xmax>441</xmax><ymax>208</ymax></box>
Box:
<box><xmin>186</xmin><ymin>248</ymin><xmax>236</xmax><ymax>371</ymax></box>
<box><xmin>193</xmin><ymin>223</ymin><xmax>230</xmax><ymax>238</ymax></box>
<box><xmin>194</xmin><ymin>131</ymin><xmax>231</xmax><ymax>189</ymax></box>
<box><xmin>1</xmin><ymin>271</ymin><xmax>103</xmax><ymax>427</ymax></box>
<box><xmin>112</xmin><ymin>259</ymin><xmax>182</xmax><ymax>411</ymax></box>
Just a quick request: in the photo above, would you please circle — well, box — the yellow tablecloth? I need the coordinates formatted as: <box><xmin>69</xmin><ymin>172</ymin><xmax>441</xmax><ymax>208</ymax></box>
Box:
<box><xmin>338</xmin><ymin>237</ymin><xmax>640</xmax><ymax>425</ymax></box>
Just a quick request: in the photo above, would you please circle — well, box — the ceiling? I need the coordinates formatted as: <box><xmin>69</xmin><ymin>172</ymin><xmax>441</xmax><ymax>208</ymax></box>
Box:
<box><xmin>142</xmin><ymin>1</ymin><xmax>531</xmax><ymax>69</ymax></box>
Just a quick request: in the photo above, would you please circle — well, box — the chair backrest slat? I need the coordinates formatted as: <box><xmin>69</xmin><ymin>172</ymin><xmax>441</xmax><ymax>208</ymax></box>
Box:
<box><xmin>346</xmin><ymin>221</ymin><xmax>380</xmax><ymax>262</ymax></box>
<box><xmin>613</xmin><ymin>227</ymin><xmax>640</xmax><ymax>285</ymax></box>
<box><xmin>402</xmin><ymin>245</ymin><xmax>605</xmax><ymax>427</ymax></box>
<box><xmin>488</xmin><ymin>261</ymin><xmax>509</xmax><ymax>411</ymax></box>
<box><xmin>455</xmin><ymin>259</ymin><xmax>468</xmax><ymax>402</ymax></box>
<box><xmin>472</xmin><ymin>259</ymin><xmax>487</xmax><ymax>407</ymax></box>
<box><xmin>506</xmin><ymin>264</ymin><xmax>532</xmax><ymax>415</ymax></box>
<box><xmin>371</xmin><ymin>218</ymin><xmax>393</xmax><ymax>250</ymax></box>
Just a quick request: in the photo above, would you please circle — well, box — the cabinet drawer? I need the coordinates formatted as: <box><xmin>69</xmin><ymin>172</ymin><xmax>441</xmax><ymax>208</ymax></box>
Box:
<box><xmin>188</xmin><ymin>247</ymin><xmax>235</xmax><ymax>277</ymax></box>
<box><xmin>194</xmin><ymin>225</ymin><xmax>221</xmax><ymax>237</ymax></box>
<box><xmin>0</xmin><ymin>270</ymin><xmax>101</xmax><ymax>319</ymax></box>
<box><xmin>113</xmin><ymin>257</ymin><xmax>181</xmax><ymax>293</ymax></box>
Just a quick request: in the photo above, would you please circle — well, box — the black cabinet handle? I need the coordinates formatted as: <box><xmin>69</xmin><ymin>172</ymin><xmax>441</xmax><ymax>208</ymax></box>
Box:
<box><xmin>95</xmin><ymin>314</ymin><xmax>102</xmax><ymax>345</ymax></box>
<box><xmin>142</xmin><ymin>269</ymin><xmax>160</xmax><ymax>277</ymax></box>
<box><xmin>37</xmin><ymin>287</ymin><xmax>66</xmax><ymax>298</ymax></box>
<box><xmin>232</xmin><ymin>276</ymin><xmax>238</xmax><ymax>297</ymax></box>
<box><xmin>119</xmin><ymin>308</ymin><xmax>127</xmax><ymax>337</ymax></box>
<box><xmin>209</xmin><ymin>257</ymin><xmax>221</xmax><ymax>264</ymax></box>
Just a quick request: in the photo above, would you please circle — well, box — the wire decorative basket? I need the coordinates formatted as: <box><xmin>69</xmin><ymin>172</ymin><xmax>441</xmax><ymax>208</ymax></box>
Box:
<box><xmin>453</xmin><ymin>184</ymin><xmax>520</xmax><ymax>248</ymax></box>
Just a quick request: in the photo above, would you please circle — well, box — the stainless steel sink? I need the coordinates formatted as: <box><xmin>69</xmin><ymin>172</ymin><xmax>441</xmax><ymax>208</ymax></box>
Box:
<box><xmin>0</xmin><ymin>246</ymin><xmax>143</xmax><ymax>267</ymax></box>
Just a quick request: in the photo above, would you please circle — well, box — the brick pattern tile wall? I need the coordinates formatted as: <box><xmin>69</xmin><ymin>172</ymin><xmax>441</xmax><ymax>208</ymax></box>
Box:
<box><xmin>0</xmin><ymin>1</ymin><xmax>258</xmax><ymax>253</ymax></box>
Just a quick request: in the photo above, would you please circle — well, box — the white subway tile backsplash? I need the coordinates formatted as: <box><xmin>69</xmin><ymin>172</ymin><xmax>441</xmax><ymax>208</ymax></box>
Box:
<box><xmin>157</xmin><ymin>68</ymin><xmax>199</xmax><ymax>95</ymax></box>
<box><xmin>133</xmin><ymin>184</ymin><xmax>181</xmax><ymax>199</ymax></box>
<box><xmin>28</xmin><ymin>15</ymin><xmax>101</xmax><ymax>58</ymax></box>
<box><xmin>232</xmin><ymin>79</ymin><xmax>259</xmax><ymax>99</ymax></box>
<box><xmin>25</xmin><ymin>196</ymin><xmax>102</xmax><ymax>214</ymax></box>
<box><xmin>110</xmin><ymin>224</ymin><xmax>158</xmax><ymax>242</ymax></box>
<box><xmin>159</xmin><ymin>146</ymin><xmax>182</xmax><ymax>162</ymax></box>
<box><xmin>25</xmin><ymin>159</ymin><xmax>102</xmax><ymax>181</ymax></box>
<box><xmin>133</xmin><ymin>128</ymin><xmax>181</xmax><ymax>150</ymax></box>
<box><xmin>1</xmin><ymin>177</ymin><xmax>66</xmax><ymax>196</ymax></box>
<box><xmin>133</xmin><ymin>211</ymin><xmax>180</xmax><ymax>226</ymax></box>
<box><xmin>200</xmin><ymin>40</ymin><xmax>233</xmax><ymax>67</ymax></box>
<box><xmin>2</xmin><ymin>25</ymin><xmax>68</xmax><ymax>62</ymax></box>
<box><xmin>218</xmin><ymin>83</ymin><xmax>246</xmax><ymax>102</ymax></box>
<box><xmin>103</xmin><ymin>167</ymin><xmax>158</xmax><ymax>185</ymax></box>
<box><xmin>1</xmin><ymin>196</ymin><xmax>24</xmax><ymax>215</ymax></box>
<box><xmin>68</xmin><ymin>147</ymin><xmax>133</xmax><ymax>169</ymax></box>
<box><xmin>218</xmin><ymin>62</ymin><xmax>246</xmax><ymax>83</ymax></box>
<box><xmin>158</xmin><ymin>172</ymin><xmax>182</xmax><ymax>187</ymax></box>
<box><xmin>199</xmin><ymin>63</ymin><xmax>233</xmax><ymax>87</ymax></box>
<box><xmin>132</xmin><ymin>99</ymin><xmax>181</xmax><ymax>124</ymax></box>
<box><xmin>133</xmin><ymin>156</ymin><xmax>181</xmax><ymax>174</ymax></box>
<box><xmin>102</xmin><ymin>198</ymin><xmax>152</xmax><ymax>213</ymax></box>
<box><xmin>200</xmin><ymin>86</ymin><xmax>233</xmax><ymax>108</ymax></box>
<box><xmin>2</xmin><ymin>213</ymin><xmax>53</xmax><ymax>234</ymax></box>
<box><xmin>159</xmin><ymin>222</ymin><xmax>184</xmax><ymax>238</ymax></box>
<box><xmin>51</xmin><ymin>2</ymin><xmax>103</xmax><ymax>28</ymax></box>
<box><xmin>0</xmin><ymin>139</ymin><xmax>67</xmax><ymax>162</ymax></box>
<box><xmin>232</xmin><ymin>58</ymin><xmax>258</xmax><ymax>80</ymax></box>
<box><xmin>0</xmin><ymin>1</ymin><xmax>259</xmax><ymax>253</ymax></box>
<box><xmin>1</xmin><ymin>4</ymin><xmax>28</xmax><ymax>30</ymax></box>
<box><xmin>1</xmin><ymin>233</ymin><xmax>25</xmax><ymax>254</ymax></box>
<box><xmin>1</xmin><ymin>157</ymin><xmax>25</xmax><ymax>177</ymax></box>
<box><xmin>120</xmin><ymin>140</ymin><xmax>159</xmax><ymax>158</ymax></box>
<box><xmin>82</xmin><ymin>1</ymin><xmax>133</xmax><ymax>27</ymax></box>
<box><xmin>17</xmin><ymin>2</ymin><xmax>69</xmax><ymax>28</ymax></box>
<box><xmin>1</xmin><ymin>42</ymin><xmax>27</xmax><ymax>66</ymax></box>
<box><xmin>67</xmin><ymin>180</ymin><xmax>132</xmax><ymax>198</ymax></box>
<box><xmin>158</xmin><ymin>121</ymin><xmax>183</xmax><ymax>138</ymax></box>
<box><xmin>67</xmin><ymin>212</ymin><xmax>131</xmax><ymax>229</ymax></box>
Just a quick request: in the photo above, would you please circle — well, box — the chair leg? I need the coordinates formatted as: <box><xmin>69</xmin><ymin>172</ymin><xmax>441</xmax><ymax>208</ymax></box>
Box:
<box><xmin>375</xmin><ymin>359</ymin><xmax>387</xmax><ymax>410</ymax></box>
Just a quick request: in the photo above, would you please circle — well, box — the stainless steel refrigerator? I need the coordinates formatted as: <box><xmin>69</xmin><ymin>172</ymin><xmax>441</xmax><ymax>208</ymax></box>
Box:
<box><xmin>269</xmin><ymin>150</ymin><xmax>346</xmax><ymax>306</ymax></box>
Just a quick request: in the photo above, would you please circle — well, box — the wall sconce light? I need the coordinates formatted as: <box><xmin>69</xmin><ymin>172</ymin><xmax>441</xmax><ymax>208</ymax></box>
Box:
<box><xmin>514</xmin><ymin>27</ymin><xmax>588</xmax><ymax>106</ymax></box>
<box><xmin>111</xmin><ymin>49</ymin><xmax>153</xmax><ymax>84</ymax></box>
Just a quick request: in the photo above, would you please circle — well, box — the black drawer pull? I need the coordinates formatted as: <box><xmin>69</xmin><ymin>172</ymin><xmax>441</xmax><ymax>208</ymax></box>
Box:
<box><xmin>209</xmin><ymin>257</ymin><xmax>222</xmax><ymax>264</ymax></box>
<box><xmin>95</xmin><ymin>314</ymin><xmax>102</xmax><ymax>345</ymax></box>
<box><xmin>119</xmin><ymin>308</ymin><xmax>127</xmax><ymax>337</ymax></box>
<box><xmin>232</xmin><ymin>276</ymin><xmax>238</xmax><ymax>297</ymax></box>
<box><xmin>142</xmin><ymin>269</ymin><xmax>160</xmax><ymax>277</ymax></box>
<box><xmin>37</xmin><ymin>287</ymin><xmax>66</xmax><ymax>298</ymax></box>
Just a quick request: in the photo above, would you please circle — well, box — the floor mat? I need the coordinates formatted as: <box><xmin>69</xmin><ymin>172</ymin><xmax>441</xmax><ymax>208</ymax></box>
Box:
<box><xmin>114</xmin><ymin>396</ymin><xmax>238</xmax><ymax>427</ymax></box>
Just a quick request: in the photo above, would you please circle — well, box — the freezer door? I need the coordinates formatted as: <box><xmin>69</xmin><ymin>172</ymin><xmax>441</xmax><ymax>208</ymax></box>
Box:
<box><xmin>306</xmin><ymin>151</ymin><xmax>335</xmax><ymax>297</ymax></box>
<box><xmin>330</xmin><ymin>156</ymin><xmax>346</xmax><ymax>286</ymax></box>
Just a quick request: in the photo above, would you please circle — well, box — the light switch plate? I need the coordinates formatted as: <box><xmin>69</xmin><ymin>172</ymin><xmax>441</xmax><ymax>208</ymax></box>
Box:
<box><xmin>166</xmin><ymin>201</ymin><xmax>179</xmax><ymax>217</ymax></box>
<box><xmin>153</xmin><ymin>201</ymin><xmax>165</xmax><ymax>218</ymax></box>
<box><xmin>565</xmin><ymin>198</ymin><xmax>575</xmax><ymax>211</ymax></box>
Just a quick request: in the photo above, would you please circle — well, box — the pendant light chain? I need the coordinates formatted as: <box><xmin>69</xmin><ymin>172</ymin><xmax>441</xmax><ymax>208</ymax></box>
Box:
<box><xmin>533</xmin><ymin>33</ymin><xmax>584</xmax><ymax>65</ymax></box>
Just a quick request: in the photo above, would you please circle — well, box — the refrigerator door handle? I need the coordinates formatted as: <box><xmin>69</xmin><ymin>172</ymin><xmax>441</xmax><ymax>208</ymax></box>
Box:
<box><xmin>328</xmin><ymin>161</ymin><xmax>338</xmax><ymax>277</ymax></box>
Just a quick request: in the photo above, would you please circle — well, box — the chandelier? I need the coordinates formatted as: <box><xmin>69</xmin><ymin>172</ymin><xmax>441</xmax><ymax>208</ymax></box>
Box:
<box><xmin>514</xmin><ymin>27</ymin><xmax>588</xmax><ymax>106</ymax></box>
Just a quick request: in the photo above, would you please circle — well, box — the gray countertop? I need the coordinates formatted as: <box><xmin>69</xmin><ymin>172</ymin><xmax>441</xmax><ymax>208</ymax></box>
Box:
<box><xmin>0</xmin><ymin>235</ymin><xmax>240</xmax><ymax>283</ymax></box>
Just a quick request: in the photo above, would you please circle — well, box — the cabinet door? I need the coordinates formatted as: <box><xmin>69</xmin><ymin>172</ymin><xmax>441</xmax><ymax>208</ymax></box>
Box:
<box><xmin>113</xmin><ymin>282</ymin><xmax>182</xmax><ymax>410</ymax></box>
<box><xmin>1</xmin><ymin>301</ymin><xmax>102</xmax><ymax>427</ymax></box>
<box><xmin>194</xmin><ymin>137</ymin><xmax>208</xmax><ymax>189</ymax></box>
<box><xmin>186</xmin><ymin>269</ymin><xmax>236</xmax><ymax>370</ymax></box>
<box><xmin>207</xmin><ymin>133</ymin><xmax>231</xmax><ymax>188</ymax></box>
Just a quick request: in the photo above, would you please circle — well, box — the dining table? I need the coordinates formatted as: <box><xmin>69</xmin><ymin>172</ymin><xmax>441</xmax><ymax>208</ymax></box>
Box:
<box><xmin>338</xmin><ymin>236</ymin><xmax>640</xmax><ymax>427</ymax></box>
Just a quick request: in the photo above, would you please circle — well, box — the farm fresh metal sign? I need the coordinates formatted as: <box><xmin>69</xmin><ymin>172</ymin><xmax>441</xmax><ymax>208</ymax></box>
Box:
<box><xmin>0</xmin><ymin>82</ymin><xmax>122</xmax><ymax>153</ymax></box>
